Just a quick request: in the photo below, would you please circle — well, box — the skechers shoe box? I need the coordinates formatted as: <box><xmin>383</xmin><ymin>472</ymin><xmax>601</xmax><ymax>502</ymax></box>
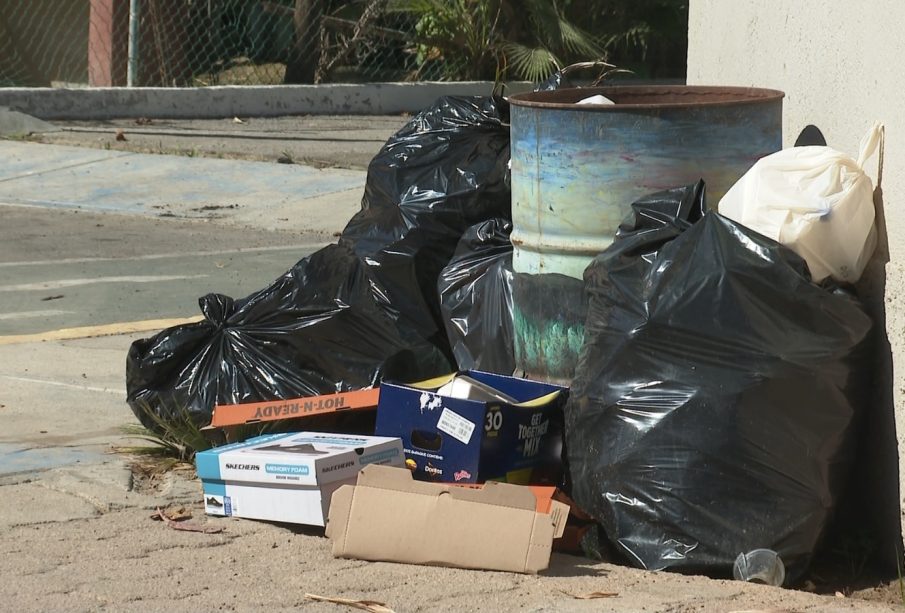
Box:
<box><xmin>196</xmin><ymin>432</ymin><xmax>404</xmax><ymax>526</ymax></box>
<box><xmin>375</xmin><ymin>371</ymin><xmax>567</xmax><ymax>485</ymax></box>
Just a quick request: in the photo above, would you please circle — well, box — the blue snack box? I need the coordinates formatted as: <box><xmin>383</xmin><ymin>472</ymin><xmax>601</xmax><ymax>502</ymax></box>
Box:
<box><xmin>375</xmin><ymin>370</ymin><xmax>567</xmax><ymax>484</ymax></box>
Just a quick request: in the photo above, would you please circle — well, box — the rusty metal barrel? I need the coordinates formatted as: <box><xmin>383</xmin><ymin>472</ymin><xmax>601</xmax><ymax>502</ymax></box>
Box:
<box><xmin>508</xmin><ymin>85</ymin><xmax>784</xmax><ymax>382</ymax></box>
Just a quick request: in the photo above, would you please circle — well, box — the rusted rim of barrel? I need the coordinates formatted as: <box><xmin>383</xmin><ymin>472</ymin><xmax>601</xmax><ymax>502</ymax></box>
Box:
<box><xmin>508</xmin><ymin>85</ymin><xmax>785</xmax><ymax>111</ymax></box>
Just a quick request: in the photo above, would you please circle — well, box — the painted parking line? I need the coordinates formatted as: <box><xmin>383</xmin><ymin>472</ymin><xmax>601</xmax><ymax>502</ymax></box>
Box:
<box><xmin>0</xmin><ymin>274</ymin><xmax>208</xmax><ymax>293</ymax></box>
<box><xmin>0</xmin><ymin>316</ymin><xmax>204</xmax><ymax>346</ymax></box>
<box><xmin>0</xmin><ymin>310</ymin><xmax>73</xmax><ymax>321</ymax></box>
<box><xmin>0</xmin><ymin>374</ymin><xmax>123</xmax><ymax>395</ymax></box>
<box><xmin>0</xmin><ymin>242</ymin><xmax>322</xmax><ymax>268</ymax></box>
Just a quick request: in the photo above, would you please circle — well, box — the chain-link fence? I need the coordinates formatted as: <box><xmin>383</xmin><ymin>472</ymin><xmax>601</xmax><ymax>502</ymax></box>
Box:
<box><xmin>0</xmin><ymin>0</ymin><xmax>464</xmax><ymax>87</ymax></box>
<box><xmin>0</xmin><ymin>1</ymin><xmax>687</xmax><ymax>88</ymax></box>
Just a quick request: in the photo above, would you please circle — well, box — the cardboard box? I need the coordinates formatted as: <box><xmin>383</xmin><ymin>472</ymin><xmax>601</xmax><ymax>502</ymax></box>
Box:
<box><xmin>208</xmin><ymin>388</ymin><xmax>380</xmax><ymax>428</ymax></box>
<box><xmin>326</xmin><ymin>465</ymin><xmax>568</xmax><ymax>574</ymax></box>
<box><xmin>374</xmin><ymin>371</ymin><xmax>567</xmax><ymax>484</ymax></box>
<box><xmin>195</xmin><ymin>432</ymin><xmax>403</xmax><ymax>526</ymax></box>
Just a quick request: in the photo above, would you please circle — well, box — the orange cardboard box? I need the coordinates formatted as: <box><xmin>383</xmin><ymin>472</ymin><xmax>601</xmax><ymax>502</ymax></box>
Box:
<box><xmin>209</xmin><ymin>388</ymin><xmax>380</xmax><ymax>428</ymax></box>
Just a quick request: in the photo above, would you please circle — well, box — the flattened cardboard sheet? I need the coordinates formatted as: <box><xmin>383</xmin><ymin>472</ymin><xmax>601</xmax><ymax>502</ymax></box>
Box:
<box><xmin>326</xmin><ymin>465</ymin><xmax>567</xmax><ymax>574</ymax></box>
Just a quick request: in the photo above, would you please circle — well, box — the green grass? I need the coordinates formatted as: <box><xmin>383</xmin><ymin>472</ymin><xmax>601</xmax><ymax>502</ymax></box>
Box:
<box><xmin>123</xmin><ymin>400</ymin><xmax>213</xmax><ymax>463</ymax></box>
<box><xmin>121</xmin><ymin>399</ymin><xmax>278</xmax><ymax>466</ymax></box>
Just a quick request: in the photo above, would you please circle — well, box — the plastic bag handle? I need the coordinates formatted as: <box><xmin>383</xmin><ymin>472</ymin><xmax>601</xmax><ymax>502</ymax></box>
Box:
<box><xmin>857</xmin><ymin>122</ymin><xmax>884</xmax><ymax>169</ymax></box>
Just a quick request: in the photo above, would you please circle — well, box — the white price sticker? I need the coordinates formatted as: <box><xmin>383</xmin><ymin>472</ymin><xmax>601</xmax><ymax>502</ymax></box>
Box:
<box><xmin>436</xmin><ymin>408</ymin><xmax>476</xmax><ymax>445</ymax></box>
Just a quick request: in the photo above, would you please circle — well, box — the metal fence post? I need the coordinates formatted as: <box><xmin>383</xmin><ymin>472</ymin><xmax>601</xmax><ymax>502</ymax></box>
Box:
<box><xmin>127</xmin><ymin>0</ymin><xmax>140</xmax><ymax>86</ymax></box>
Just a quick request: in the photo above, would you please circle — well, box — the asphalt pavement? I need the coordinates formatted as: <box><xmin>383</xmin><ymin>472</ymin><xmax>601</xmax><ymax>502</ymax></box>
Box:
<box><xmin>0</xmin><ymin>140</ymin><xmax>370</xmax><ymax>338</ymax></box>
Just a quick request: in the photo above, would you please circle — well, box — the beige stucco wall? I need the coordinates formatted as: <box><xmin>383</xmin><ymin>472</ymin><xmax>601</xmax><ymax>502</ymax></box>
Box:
<box><xmin>688</xmin><ymin>0</ymin><xmax>903</xmax><ymax>565</ymax></box>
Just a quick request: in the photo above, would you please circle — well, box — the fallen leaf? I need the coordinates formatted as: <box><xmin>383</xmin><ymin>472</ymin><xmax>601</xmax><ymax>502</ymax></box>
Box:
<box><xmin>135</xmin><ymin>117</ymin><xmax>153</xmax><ymax>125</ymax></box>
<box><xmin>153</xmin><ymin>507</ymin><xmax>223</xmax><ymax>534</ymax></box>
<box><xmin>150</xmin><ymin>506</ymin><xmax>193</xmax><ymax>522</ymax></box>
<box><xmin>115</xmin><ymin>129</ymin><xmax>127</xmax><ymax>141</ymax></box>
<box><xmin>305</xmin><ymin>593</ymin><xmax>395</xmax><ymax>613</ymax></box>
<box><xmin>562</xmin><ymin>590</ymin><xmax>618</xmax><ymax>599</ymax></box>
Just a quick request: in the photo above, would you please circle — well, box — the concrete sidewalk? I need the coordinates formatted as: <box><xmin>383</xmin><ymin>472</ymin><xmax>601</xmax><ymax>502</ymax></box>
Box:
<box><xmin>0</xmin><ymin>140</ymin><xmax>367</xmax><ymax>234</ymax></box>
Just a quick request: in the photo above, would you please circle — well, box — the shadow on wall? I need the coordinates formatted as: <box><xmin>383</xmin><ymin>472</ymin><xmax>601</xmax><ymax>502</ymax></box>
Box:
<box><xmin>813</xmin><ymin>119</ymin><xmax>902</xmax><ymax>577</ymax></box>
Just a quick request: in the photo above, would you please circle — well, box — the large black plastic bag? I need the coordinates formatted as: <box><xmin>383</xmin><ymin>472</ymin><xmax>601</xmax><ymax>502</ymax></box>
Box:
<box><xmin>437</xmin><ymin>218</ymin><xmax>514</xmax><ymax>374</ymax></box>
<box><xmin>566</xmin><ymin>183</ymin><xmax>872</xmax><ymax>581</ymax></box>
<box><xmin>340</xmin><ymin>96</ymin><xmax>511</xmax><ymax>352</ymax></box>
<box><xmin>126</xmin><ymin>244</ymin><xmax>450</xmax><ymax>430</ymax></box>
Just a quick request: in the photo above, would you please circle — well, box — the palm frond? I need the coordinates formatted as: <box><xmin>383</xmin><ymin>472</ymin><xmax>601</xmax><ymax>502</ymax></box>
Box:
<box><xmin>602</xmin><ymin>23</ymin><xmax>653</xmax><ymax>58</ymax></box>
<box><xmin>558</xmin><ymin>18</ymin><xmax>604</xmax><ymax>57</ymax></box>
<box><xmin>503</xmin><ymin>42</ymin><xmax>561</xmax><ymax>83</ymax></box>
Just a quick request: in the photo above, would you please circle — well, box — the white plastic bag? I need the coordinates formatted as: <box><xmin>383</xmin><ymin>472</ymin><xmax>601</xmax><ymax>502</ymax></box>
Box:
<box><xmin>718</xmin><ymin>122</ymin><xmax>883</xmax><ymax>283</ymax></box>
<box><xmin>577</xmin><ymin>94</ymin><xmax>615</xmax><ymax>105</ymax></box>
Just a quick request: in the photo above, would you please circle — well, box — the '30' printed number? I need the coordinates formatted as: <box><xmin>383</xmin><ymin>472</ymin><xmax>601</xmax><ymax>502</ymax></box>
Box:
<box><xmin>484</xmin><ymin>408</ymin><xmax>503</xmax><ymax>432</ymax></box>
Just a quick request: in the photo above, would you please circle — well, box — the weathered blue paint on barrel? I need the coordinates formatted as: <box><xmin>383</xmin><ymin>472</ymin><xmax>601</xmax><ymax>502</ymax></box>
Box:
<box><xmin>510</xmin><ymin>86</ymin><xmax>784</xmax><ymax>278</ymax></box>
<box><xmin>508</xmin><ymin>86</ymin><xmax>784</xmax><ymax>382</ymax></box>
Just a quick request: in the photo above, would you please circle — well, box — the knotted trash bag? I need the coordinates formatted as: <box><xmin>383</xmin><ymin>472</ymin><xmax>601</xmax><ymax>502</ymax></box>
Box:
<box><xmin>567</xmin><ymin>182</ymin><xmax>872</xmax><ymax>582</ymax></box>
<box><xmin>126</xmin><ymin>244</ymin><xmax>450</xmax><ymax>431</ymax></box>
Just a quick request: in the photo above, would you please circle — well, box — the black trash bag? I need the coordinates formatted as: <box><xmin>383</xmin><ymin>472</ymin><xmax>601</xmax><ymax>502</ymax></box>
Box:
<box><xmin>126</xmin><ymin>244</ymin><xmax>451</xmax><ymax>431</ymax></box>
<box><xmin>340</xmin><ymin>96</ymin><xmax>511</xmax><ymax>353</ymax></box>
<box><xmin>566</xmin><ymin>183</ymin><xmax>872</xmax><ymax>581</ymax></box>
<box><xmin>437</xmin><ymin>218</ymin><xmax>515</xmax><ymax>374</ymax></box>
<box><xmin>611</xmin><ymin>180</ymin><xmax>706</xmax><ymax>257</ymax></box>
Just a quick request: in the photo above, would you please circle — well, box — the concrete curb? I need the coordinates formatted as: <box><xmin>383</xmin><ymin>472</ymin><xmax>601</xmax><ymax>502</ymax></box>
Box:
<box><xmin>0</xmin><ymin>81</ymin><xmax>534</xmax><ymax>120</ymax></box>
